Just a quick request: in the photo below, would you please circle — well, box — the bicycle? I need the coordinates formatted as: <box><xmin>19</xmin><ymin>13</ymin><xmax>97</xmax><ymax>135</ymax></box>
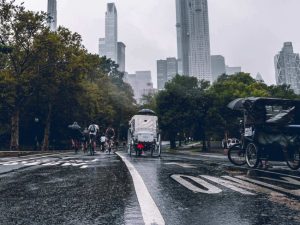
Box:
<box><xmin>106</xmin><ymin>138</ymin><xmax>114</xmax><ymax>155</ymax></box>
<box><xmin>71</xmin><ymin>139</ymin><xmax>80</xmax><ymax>154</ymax></box>
<box><xmin>88</xmin><ymin>136</ymin><xmax>96</xmax><ymax>156</ymax></box>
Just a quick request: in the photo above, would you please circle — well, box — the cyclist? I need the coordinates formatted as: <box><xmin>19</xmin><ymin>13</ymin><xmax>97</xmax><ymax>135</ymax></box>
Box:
<box><xmin>105</xmin><ymin>126</ymin><xmax>115</xmax><ymax>154</ymax></box>
<box><xmin>82</xmin><ymin>127</ymin><xmax>89</xmax><ymax>154</ymax></box>
<box><xmin>100</xmin><ymin>134</ymin><xmax>106</xmax><ymax>152</ymax></box>
<box><xmin>88</xmin><ymin>123</ymin><xmax>99</xmax><ymax>155</ymax></box>
<box><xmin>68</xmin><ymin>122</ymin><xmax>82</xmax><ymax>154</ymax></box>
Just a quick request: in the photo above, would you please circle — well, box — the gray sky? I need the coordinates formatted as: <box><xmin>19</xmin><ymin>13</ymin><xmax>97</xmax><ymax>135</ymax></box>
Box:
<box><xmin>16</xmin><ymin>0</ymin><xmax>300</xmax><ymax>87</ymax></box>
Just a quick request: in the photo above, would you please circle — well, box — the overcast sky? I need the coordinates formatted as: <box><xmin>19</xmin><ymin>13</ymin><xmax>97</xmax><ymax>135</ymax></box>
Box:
<box><xmin>16</xmin><ymin>0</ymin><xmax>300</xmax><ymax>86</ymax></box>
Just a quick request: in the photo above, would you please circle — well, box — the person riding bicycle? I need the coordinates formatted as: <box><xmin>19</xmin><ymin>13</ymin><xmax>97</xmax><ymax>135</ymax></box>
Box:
<box><xmin>105</xmin><ymin>126</ymin><xmax>115</xmax><ymax>154</ymax></box>
<box><xmin>68</xmin><ymin>122</ymin><xmax>82</xmax><ymax>154</ymax></box>
<box><xmin>88</xmin><ymin>123</ymin><xmax>99</xmax><ymax>155</ymax></box>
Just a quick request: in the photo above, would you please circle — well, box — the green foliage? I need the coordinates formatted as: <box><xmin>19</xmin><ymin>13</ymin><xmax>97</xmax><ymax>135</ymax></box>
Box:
<box><xmin>0</xmin><ymin>44</ymin><xmax>12</xmax><ymax>53</ymax></box>
<box><xmin>152</xmin><ymin>73</ymin><xmax>300</xmax><ymax>150</ymax></box>
<box><xmin>156</xmin><ymin>75</ymin><xmax>211</xmax><ymax>149</ymax></box>
<box><xmin>0</xmin><ymin>0</ymin><xmax>136</xmax><ymax>149</ymax></box>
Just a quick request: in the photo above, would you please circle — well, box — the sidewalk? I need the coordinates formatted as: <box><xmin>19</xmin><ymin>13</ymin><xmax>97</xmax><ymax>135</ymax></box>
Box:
<box><xmin>164</xmin><ymin>142</ymin><xmax>225</xmax><ymax>155</ymax></box>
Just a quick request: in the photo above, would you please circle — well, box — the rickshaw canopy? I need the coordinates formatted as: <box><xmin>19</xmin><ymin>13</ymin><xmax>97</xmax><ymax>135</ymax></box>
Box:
<box><xmin>228</xmin><ymin>97</ymin><xmax>300</xmax><ymax>125</ymax></box>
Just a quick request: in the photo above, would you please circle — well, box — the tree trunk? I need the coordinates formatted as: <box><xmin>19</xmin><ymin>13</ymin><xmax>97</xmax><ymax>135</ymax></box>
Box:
<box><xmin>207</xmin><ymin>138</ymin><xmax>211</xmax><ymax>151</ymax></box>
<box><xmin>170</xmin><ymin>132</ymin><xmax>176</xmax><ymax>149</ymax></box>
<box><xmin>202</xmin><ymin>130</ymin><xmax>207</xmax><ymax>152</ymax></box>
<box><xmin>42</xmin><ymin>104</ymin><xmax>52</xmax><ymax>151</ymax></box>
<box><xmin>10</xmin><ymin>109</ymin><xmax>20</xmax><ymax>151</ymax></box>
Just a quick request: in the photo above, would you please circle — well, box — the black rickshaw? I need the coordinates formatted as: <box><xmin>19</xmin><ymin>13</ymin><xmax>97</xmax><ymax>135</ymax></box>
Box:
<box><xmin>227</xmin><ymin>97</ymin><xmax>300</xmax><ymax>170</ymax></box>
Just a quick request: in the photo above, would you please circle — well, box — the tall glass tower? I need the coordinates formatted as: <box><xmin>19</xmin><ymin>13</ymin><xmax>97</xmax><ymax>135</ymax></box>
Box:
<box><xmin>275</xmin><ymin>42</ymin><xmax>300</xmax><ymax>94</ymax></box>
<box><xmin>176</xmin><ymin>0</ymin><xmax>212</xmax><ymax>82</ymax></box>
<box><xmin>105</xmin><ymin>3</ymin><xmax>118</xmax><ymax>62</ymax></box>
<box><xmin>47</xmin><ymin>0</ymin><xmax>57</xmax><ymax>31</ymax></box>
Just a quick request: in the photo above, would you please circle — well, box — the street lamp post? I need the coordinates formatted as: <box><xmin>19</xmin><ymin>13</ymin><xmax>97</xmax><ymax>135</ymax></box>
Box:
<box><xmin>34</xmin><ymin>118</ymin><xmax>39</xmax><ymax>151</ymax></box>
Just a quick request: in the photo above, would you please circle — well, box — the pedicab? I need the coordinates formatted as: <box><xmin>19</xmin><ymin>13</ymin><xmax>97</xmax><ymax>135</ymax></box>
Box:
<box><xmin>227</xmin><ymin>97</ymin><xmax>300</xmax><ymax>170</ymax></box>
<box><xmin>127</xmin><ymin>109</ymin><xmax>161</xmax><ymax>157</ymax></box>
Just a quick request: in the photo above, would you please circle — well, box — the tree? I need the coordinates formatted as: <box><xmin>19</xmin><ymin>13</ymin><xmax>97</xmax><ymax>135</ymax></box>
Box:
<box><xmin>0</xmin><ymin>44</ymin><xmax>12</xmax><ymax>53</ymax></box>
<box><xmin>156</xmin><ymin>75</ymin><xmax>211</xmax><ymax>149</ymax></box>
<box><xmin>268</xmin><ymin>84</ymin><xmax>299</xmax><ymax>99</ymax></box>
<box><xmin>30</xmin><ymin>27</ymin><xmax>87</xmax><ymax>150</ymax></box>
<box><xmin>0</xmin><ymin>1</ymin><xmax>48</xmax><ymax>150</ymax></box>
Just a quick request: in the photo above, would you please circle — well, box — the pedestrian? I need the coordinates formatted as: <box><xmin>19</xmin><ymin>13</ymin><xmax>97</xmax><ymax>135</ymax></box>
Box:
<box><xmin>100</xmin><ymin>135</ymin><xmax>106</xmax><ymax>152</ymax></box>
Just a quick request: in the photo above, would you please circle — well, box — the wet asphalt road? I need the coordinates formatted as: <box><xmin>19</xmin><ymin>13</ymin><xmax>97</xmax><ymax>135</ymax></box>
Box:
<box><xmin>0</xmin><ymin>150</ymin><xmax>300</xmax><ymax>225</ymax></box>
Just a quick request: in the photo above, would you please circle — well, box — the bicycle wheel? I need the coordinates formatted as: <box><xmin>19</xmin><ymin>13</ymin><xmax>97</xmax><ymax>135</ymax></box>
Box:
<box><xmin>245</xmin><ymin>143</ymin><xmax>260</xmax><ymax>168</ymax></box>
<box><xmin>285</xmin><ymin>146</ymin><xmax>300</xmax><ymax>170</ymax></box>
<box><xmin>89</xmin><ymin>144</ymin><xmax>94</xmax><ymax>156</ymax></box>
<box><xmin>228</xmin><ymin>144</ymin><xmax>246</xmax><ymax>166</ymax></box>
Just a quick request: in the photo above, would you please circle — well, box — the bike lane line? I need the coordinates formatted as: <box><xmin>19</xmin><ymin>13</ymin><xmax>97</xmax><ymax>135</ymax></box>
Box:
<box><xmin>166</xmin><ymin>154</ymin><xmax>300</xmax><ymax>180</ymax></box>
<box><xmin>116</xmin><ymin>152</ymin><xmax>165</xmax><ymax>225</ymax></box>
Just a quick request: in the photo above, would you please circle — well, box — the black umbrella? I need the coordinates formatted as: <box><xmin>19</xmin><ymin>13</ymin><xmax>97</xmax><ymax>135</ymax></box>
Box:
<box><xmin>68</xmin><ymin>122</ymin><xmax>81</xmax><ymax>130</ymax></box>
<box><xmin>227</xmin><ymin>98</ymin><xmax>245</xmax><ymax>110</ymax></box>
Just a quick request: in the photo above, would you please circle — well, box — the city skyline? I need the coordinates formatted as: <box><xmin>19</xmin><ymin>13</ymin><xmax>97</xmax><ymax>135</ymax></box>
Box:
<box><xmin>15</xmin><ymin>0</ymin><xmax>300</xmax><ymax>87</ymax></box>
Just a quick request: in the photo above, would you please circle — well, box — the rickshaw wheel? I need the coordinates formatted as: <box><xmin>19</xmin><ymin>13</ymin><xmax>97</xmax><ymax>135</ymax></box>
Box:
<box><xmin>128</xmin><ymin>140</ymin><xmax>134</xmax><ymax>157</ymax></box>
<box><xmin>228</xmin><ymin>144</ymin><xmax>246</xmax><ymax>166</ymax></box>
<box><xmin>245</xmin><ymin>143</ymin><xmax>260</xmax><ymax>168</ymax></box>
<box><xmin>151</xmin><ymin>134</ymin><xmax>162</xmax><ymax>157</ymax></box>
<box><xmin>129</xmin><ymin>145</ymin><xmax>132</xmax><ymax>156</ymax></box>
<box><xmin>285</xmin><ymin>146</ymin><xmax>300</xmax><ymax>170</ymax></box>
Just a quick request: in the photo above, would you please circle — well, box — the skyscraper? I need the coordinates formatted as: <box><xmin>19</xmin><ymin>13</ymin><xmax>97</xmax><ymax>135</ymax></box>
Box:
<box><xmin>98</xmin><ymin>38</ymin><xmax>106</xmax><ymax>57</ymax></box>
<box><xmin>176</xmin><ymin>0</ymin><xmax>212</xmax><ymax>82</ymax></box>
<box><xmin>117</xmin><ymin>42</ymin><xmax>126</xmax><ymax>72</ymax></box>
<box><xmin>157</xmin><ymin>58</ymin><xmax>178</xmax><ymax>90</ymax></box>
<box><xmin>125</xmin><ymin>71</ymin><xmax>154</xmax><ymax>103</ymax></box>
<box><xmin>47</xmin><ymin>0</ymin><xmax>57</xmax><ymax>31</ymax></box>
<box><xmin>157</xmin><ymin>60</ymin><xmax>167</xmax><ymax>90</ymax></box>
<box><xmin>225</xmin><ymin>66</ymin><xmax>241</xmax><ymax>75</ymax></box>
<box><xmin>211</xmin><ymin>55</ymin><xmax>226</xmax><ymax>81</ymax></box>
<box><xmin>99</xmin><ymin>3</ymin><xmax>126</xmax><ymax>73</ymax></box>
<box><xmin>105</xmin><ymin>3</ymin><xmax>118</xmax><ymax>62</ymax></box>
<box><xmin>176</xmin><ymin>0</ymin><xmax>190</xmax><ymax>76</ymax></box>
<box><xmin>275</xmin><ymin>42</ymin><xmax>300</xmax><ymax>94</ymax></box>
<box><xmin>166</xmin><ymin>58</ymin><xmax>178</xmax><ymax>81</ymax></box>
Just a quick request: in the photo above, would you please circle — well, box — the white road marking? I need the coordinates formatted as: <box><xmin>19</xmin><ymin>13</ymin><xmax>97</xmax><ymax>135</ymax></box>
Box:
<box><xmin>80</xmin><ymin>165</ymin><xmax>88</xmax><ymax>169</ymax></box>
<box><xmin>2</xmin><ymin>152</ymin><xmax>70</xmax><ymax>164</ymax></box>
<box><xmin>197</xmin><ymin>154</ymin><xmax>227</xmax><ymax>159</ymax></box>
<box><xmin>171</xmin><ymin>154</ymin><xmax>300</xmax><ymax>180</ymax></box>
<box><xmin>201</xmin><ymin>175</ymin><xmax>255</xmax><ymax>195</ymax></box>
<box><xmin>2</xmin><ymin>162</ymin><xmax>18</xmax><ymax>166</ymax></box>
<box><xmin>41</xmin><ymin>162</ymin><xmax>61</xmax><ymax>166</ymax></box>
<box><xmin>236</xmin><ymin>176</ymin><xmax>300</xmax><ymax>197</ymax></box>
<box><xmin>171</xmin><ymin>174</ymin><xmax>222</xmax><ymax>194</ymax></box>
<box><xmin>22</xmin><ymin>162</ymin><xmax>40</xmax><ymax>166</ymax></box>
<box><xmin>165</xmin><ymin>162</ymin><xmax>196</xmax><ymax>168</ymax></box>
<box><xmin>258</xmin><ymin>177</ymin><xmax>300</xmax><ymax>186</ymax></box>
<box><xmin>116</xmin><ymin>152</ymin><xmax>165</xmax><ymax>225</ymax></box>
<box><xmin>222</xmin><ymin>176</ymin><xmax>284</xmax><ymax>196</ymax></box>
